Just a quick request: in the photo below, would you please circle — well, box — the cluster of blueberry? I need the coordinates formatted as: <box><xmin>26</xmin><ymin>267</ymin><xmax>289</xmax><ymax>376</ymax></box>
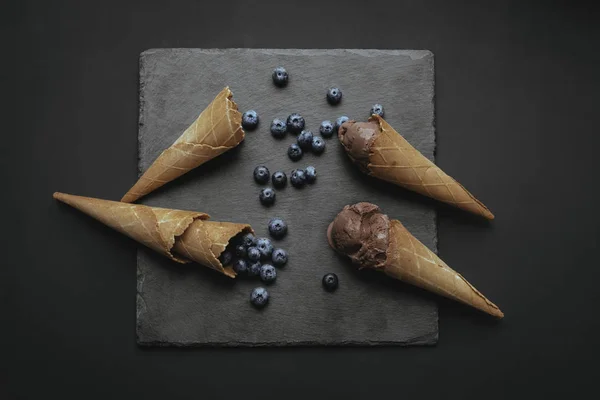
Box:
<box><xmin>219</xmin><ymin>219</ymin><xmax>289</xmax><ymax>308</ymax></box>
<box><xmin>254</xmin><ymin>165</ymin><xmax>317</xmax><ymax>206</ymax></box>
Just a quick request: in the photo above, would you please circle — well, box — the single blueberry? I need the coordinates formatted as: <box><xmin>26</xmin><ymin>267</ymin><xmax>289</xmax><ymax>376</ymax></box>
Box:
<box><xmin>271</xmin><ymin>248</ymin><xmax>288</xmax><ymax>267</ymax></box>
<box><xmin>311</xmin><ymin>136</ymin><xmax>325</xmax><ymax>154</ymax></box>
<box><xmin>242</xmin><ymin>110</ymin><xmax>259</xmax><ymax>131</ymax></box>
<box><xmin>268</xmin><ymin>218</ymin><xmax>288</xmax><ymax>239</ymax></box>
<box><xmin>256</xmin><ymin>238</ymin><xmax>274</xmax><ymax>260</ymax></box>
<box><xmin>248</xmin><ymin>262</ymin><xmax>262</xmax><ymax>277</ymax></box>
<box><xmin>326</xmin><ymin>87</ymin><xmax>342</xmax><ymax>105</ymax></box>
<box><xmin>272</xmin><ymin>66</ymin><xmax>289</xmax><ymax>87</ymax></box>
<box><xmin>242</xmin><ymin>232</ymin><xmax>257</xmax><ymax>248</ymax></box>
<box><xmin>233</xmin><ymin>259</ymin><xmax>248</xmax><ymax>275</ymax></box>
<box><xmin>250</xmin><ymin>287</ymin><xmax>270</xmax><ymax>308</ymax></box>
<box><xmin>260</xmin><ymin>264</ymin><xmax>277</xmax><ymax>284</ymax></box>
<box><xmin>286</xmin><ymin>113</ymin><xmax>305</xmax><ymax>134</ymax></box>
<box><xmin>334</xmin><ymin>116</ymin><xmax>349</xmax><ymax>133</ymax></box>
<box><xmin>297</xmin><ymin>130</ymin><xmax>314</xmax><ymax>150</ymax></box>
<box><xmin>290</xmin><ymin>169</ymin><xmax>306</xmax><ymax>188</ymax></box>
<box><xmin>370</xmin><ymin>103</ymin><xmax>385</xmax><ymax>118</ymax></box>
<box><xmin>288</xmin><ymin>143</ymin><xmax>303</xmax><ymax>161</ymax></box>
<box><xmin>259</xmin><ymin>187</ymin><xmax>276</xmax><ymax>206</ymax></box>
<box><xmin>304</xmin><ymin>166</ymin><xmax>317</xmax><ymax>183</ymax></box>
<box><xmin>319</xmin><ymin>120</ymin><xmax>334</xmax><ymax>138</ymax></box>
<box><xmin>270</xmin><ymin>118</ymin><xmax>287</xmax><ymax>139</ymax></box>
<box><xmin>235</xmin><ymin>244</ymin><xmax>247</xmax><ymax>258</ymax></box>
<box><xmin>254</xmin><ymin>165</ymin><xmax>270</xmax><ymax>184</ymax></box>
<box><xmin>247</xmin><ymin>246</ymin><xmax>261</xmax><ymax>262</ymax></box>
<box><xmin>322</xmin><ymin>273</ymin><xmax>339</xmax><ymax>291</ymax></box>
<box><xmin>272</xmin><ymin>171</ymin><xmax>287</xmax><ymax>188</ymax></box>
<box><xmin>219</xmin><ymin>250</ymin><xmax>233</xmax><ymax>266</ymax></box>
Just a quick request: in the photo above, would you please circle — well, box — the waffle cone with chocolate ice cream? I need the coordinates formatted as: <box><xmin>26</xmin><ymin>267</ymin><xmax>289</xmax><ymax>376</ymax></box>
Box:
<box><xmin>121</xmin><ymin>87</ymin><xmax>245</xmax><ymax>203</ymax></box>
<box><xmin>327</xmin><ymin>202</ymin><xmax>503</xmax><ymax>317</ymax></box>
<box><xmin>54</xmin><ymin>192</ymin><xmax>252</xmax><ymax>277</ymax></box>
<box><xmin>338</xmin><ymin>115</ymin><xmax>494</xmax><ymax>220</ymax></box>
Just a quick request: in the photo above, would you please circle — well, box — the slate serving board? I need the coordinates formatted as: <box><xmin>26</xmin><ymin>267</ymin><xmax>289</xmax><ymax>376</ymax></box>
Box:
<box><xmin>136</xmin><ymin>48</ymin><xmax>438</xmax><ymax>346</ymax></box>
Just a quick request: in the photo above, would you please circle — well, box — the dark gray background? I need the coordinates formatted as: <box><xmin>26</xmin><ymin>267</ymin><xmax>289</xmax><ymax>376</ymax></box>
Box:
<box><xmin>3</xmin><ymin>0</ymin><xmax>599</xmax><ymax>398</ymax></box>
<box><xmin>136</xmin><ymin>49</ymin><xmax>437</xmax><ymax>346</ymax></box>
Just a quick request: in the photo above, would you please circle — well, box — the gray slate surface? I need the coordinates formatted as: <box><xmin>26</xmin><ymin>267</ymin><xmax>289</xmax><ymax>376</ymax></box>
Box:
<box><xmin>136</xmin><ymin>48</ymin><xmax>438</xmax><ymax>346</ymax></box>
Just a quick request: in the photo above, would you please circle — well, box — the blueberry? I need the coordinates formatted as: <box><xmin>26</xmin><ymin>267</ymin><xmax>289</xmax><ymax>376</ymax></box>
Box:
<box><xmin>254</xmin><ymin>165</ymin><xmax>270</xmax><ymax>184</ymax></box>
<box><xmin>259</xmin><ymin>188</ymin><xmax>276</xmax><ymax>206</ymax></box>
<box><xmin>290</xmin><ymin>169</ymin><xmax>306</xmax><ymax>188</ymax></box>
<box><xmin>242</xmin><ymin>232</ymin><xmax>257</xmax><ymax>248</ymax></box>
<box><xmin>235</xmin><ymin>244</ymin><xmax>247</xmax><ymax>258</ymax></box>
<box><xmin>334</xmin><ymin>116</ymin><xmax>349</xmax><ymax>133</ymax></box>
<box><xmin>304</xmin><ymin>166</ymin><xmax>317</xmax><ymax>183</ymax></box>
<box><xmin>260</xmin><ymin>264</ymin><xmax>277</xmax><ymax>284</ymax></box>
<box><xmin>311</xmin><ymin>136</ymin><xmax>325</xmax><ymax>154</ymax></box>
<box><xmin>271</xmin><ymin>248</ymin><xmax>288</xmax><ymax>267</ymax></box>
<box><xmin>370</xmin><ymin>104</ymin><xmax>385</xmax><ymax>118</ymax></box>
<box><xmin>322</xmin><ymin>273</ymin><xmax>339</xmax><ymax>291</ymax></box>
<box><xmin>271</xmin><ymin>171</ymin><xmax>287</xmax><ymax>188</ymax></box>
<box><xmin>288</xmin><ymin>143</ymin><xmax>303</xmax><ymax>161</ymax></box>
<box><xmin>219</xmin><ymin>250</ymin><xmax>233</xmax><ymax>266</ymax></box>
<box><xmin>270</xmin><ymin>118</ymin><xmax>287</xmax><ymax>139</ymax></box>
<box><xmin>247</xmin><ymin>246</ymin><xmax>261</xmax><ymax>262</ymax></box>
<box><xmin>233</xmin><ymin>259</ymin><xmax>248</xmax><ymax>275</ymax></box>
<box><xmin>286</xmin><ymin>113</ymin><xmax>305</xmax><ymax>134</ymax></box>
<box><xmin>256</xmin><ymin>238</ymin><xmax>274</xmax><ymax>260</ymax></box>
<box><xmin>272</xmin><ymin>66</ymin><xmax>289</xmax><ymax>87</ymax></box>
<box><xmin>319</xmin><ymin>120</ymin><xmax>334</xmax><ymax>138</ymax></box>
<box><xmin>297</xmin><ymin>130</ymin><xmax>314</xmax><ymax>150</ymax></box>
<box><xmin>248</xmin><ymin>262</ymin><xmax>262</xmax><ymax>277</ymax></box>
<box><xmin>268</xmin><ymin>218</ymin><xmax>288</xmax><ymax>239</ymax></box>
<box><xmin>242</xmin><ymin>110</ymin><xmax>259</xmax><ymax>131</ymax></box>
<box><xmin>250</xmin><ymin>287</ymin><xmax>269</xmax><ymax>308</ymax></box>
<box><xmin>326</xmin><ymin>87</ymin><xmax>342</xmax><ymax>105</ymax></box>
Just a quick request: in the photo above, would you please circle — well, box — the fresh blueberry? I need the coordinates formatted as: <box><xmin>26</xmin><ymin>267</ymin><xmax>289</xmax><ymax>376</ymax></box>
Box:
<box><xmin>334</xmin><ymin>116</ymin><xmax>349</xmax><ymax>133</ymax></box>
<box><xmin>322</xmin><ymin>273</ymin><xmax>339</xmax><ymax>291</ymax></box>
<box><xmin>219</xmin><ymin>250</ymin><xmax>233</xmax><ymax>266</ymax></box>
<box><xmin>235</xmin><ymin>244</ymin><xmax>247</xmax><ymax>258</ymax></box>
<box><xmin>242</xmin><ymin>232</ymin><xmax>257</xmax><ymax>248</ymax></box>
<box><xmin>304</xmin><ymin>166</ymin><xmax>317</xmax><ymax>183</ymax></box>
<box><xmin>311</xmin><ymin>136</ymin><xmax>325</xmax><ymax>154</ymax></box>
<box><xmin>290</xmin><ymin>169</ymin><xmax>306</xmax><ymax>188</ymax></box>
<box><xmin>250</xmin><ymin>287</ymin><xmax>269</xmax><ymax>308</ymax></box>
<box><xmin>288</xmin><ymin>143</ymin><xmax>303</xmax><ymax>161</ymax></box>
<box><xmin>242</xmin><ymin>110</ymin><xmax>259</xmax><ymax>131</ymax></box>
<box><xmin>297</xmin><ymin>130</ymin><xmax>314</xmax><ymax>150</ymax></box>
<box><xmin>286</xmin><ymin>113</ymin><xmax>305</xmax><ymax>134</ymax></box>
<box><xmin>247</xmin><ymin>246</ymin><xmax>261</xmax><ymax>262</ymax></box>
<box><xmin>326</xmin><ymin>87</ymin><xmax>342</xmax><ymax>105</ymax></box>
<box><xmin>272</xmin><ymin>171</ymin><xmax>287</xmax><ymax>188</ymax></box>
<box><xmin>370</xmin><ymin>104</ymin><xmax>385</xmax><ymax>118</ymax></box>
<box><xmin>248</xmin><ymin>262</ymin><xmax>262</xmax><ymax>277</ymax></box>
<box><xmin>254</xmin><ymin>165</ymin><xmax>270</xmax><ymax>184</ymax></box>
<box><xmin>256</xmin><ymin>238</ymin><xmax>274</xmax><ymax>260</ymax></box>
<box><xmin>233</xmin><ymin>259</ymin><xmax>248</xmax><ymax>275</ymax></box>
<box><xmin>260</xmin><ymin>264</ymin><xmax>277</xmax><ymax>284</ymax></box>
<box><xmin>272</xmin><ymin>66</ymin><xmax>289</xmax><ymax>87</ymax></box>
<box><xmin>268</xmin><ymin>218</ymin><xmax>288</xmax><ymax>239</ymax></box>
<box><xmin>271</xmin><ymin>248</ymin><xmax>288</xmax><ymax>267</ymax></box>
<box><xmin>319</xmin><ymin>120</ymin><xmax>334</xmax><ymax>138</ymax></box>
<box><xmin>270</xmin><ymin>118</ymin><xmax>287</xmax><ymax>139</ymax></box>
<box><xmin>259</xmin><ymin>188</ymin><xmax>276</xmax><ymax>206</ymax></box>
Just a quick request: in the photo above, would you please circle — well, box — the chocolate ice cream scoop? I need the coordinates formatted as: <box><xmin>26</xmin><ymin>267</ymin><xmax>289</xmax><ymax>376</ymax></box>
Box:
<box><xmin>337</xmin><ymin>121</ymin><xmax>381</xmax><ymax>171</ymax></box>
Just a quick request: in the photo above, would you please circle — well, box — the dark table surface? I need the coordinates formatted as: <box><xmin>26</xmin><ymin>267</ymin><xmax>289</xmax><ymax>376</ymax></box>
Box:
<box><xmin>4</xmin><ymin>0</ymin><xmax>599</xmax><ymax>398</ymax></box>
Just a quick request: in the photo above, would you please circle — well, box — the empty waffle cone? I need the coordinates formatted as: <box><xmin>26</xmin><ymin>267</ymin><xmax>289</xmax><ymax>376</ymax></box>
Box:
<box><xmin>54</xmin><ymin>192</ymin><xmax>252</xmax><ymax>277</ymax></box>
<box><xmin>338</xmin><ymin>115</ymin><xmax>494</xmax><ymax>220</ymax></box>
<box><xmin>327</xmin><ymin>202</ymin><xmax>503</xmax><ymax>317</ymax></box>
<box><xmin>121</xmin><ymin>87</ymin><xmax>245</xmax><ymax>203</ymax></box>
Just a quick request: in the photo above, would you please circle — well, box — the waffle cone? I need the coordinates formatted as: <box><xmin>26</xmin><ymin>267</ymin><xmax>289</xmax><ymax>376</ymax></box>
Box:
<box><xmin>364</xmin><ymin>115</ymin><xmax>494</xmax><ymax>219</ymax></box>
<box><xmin>121</xmin><ymin>87</ymin><xmax>244</xmax><ymax>203</ymax></box>
<box><xmin>54</xmin><ymin>192</ymin><xmax>252</xmax><ymax>277</ymax></box>
<box><xmin>384</xmin><ymin>219</ymin><xmax>503</xmax><ymax>317</ymax></box>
